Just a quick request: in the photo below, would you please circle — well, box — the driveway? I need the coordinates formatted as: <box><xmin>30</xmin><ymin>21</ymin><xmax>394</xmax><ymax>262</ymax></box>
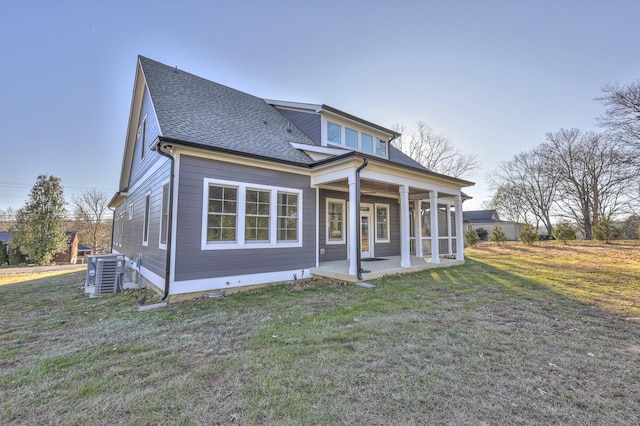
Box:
<box><xmin>0</xmin><ymin>264</ymin><xmax>86</xmax><ymax>276</ymax></box>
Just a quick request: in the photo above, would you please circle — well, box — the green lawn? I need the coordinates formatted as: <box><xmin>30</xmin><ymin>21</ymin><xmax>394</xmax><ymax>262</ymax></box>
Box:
<box><xmin>1</xmin><ymin>243</ymin><xmax>639</xmax><ymax>425</ymax></box>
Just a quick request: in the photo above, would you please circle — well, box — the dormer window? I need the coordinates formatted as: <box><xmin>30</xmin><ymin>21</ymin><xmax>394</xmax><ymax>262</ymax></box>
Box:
<box><xmin>327</xmin><ymin>122</ymin><xmax>341</xmax><ymax>145</ymax></box>
<box><xmin>324</xmin><ymin>120</ymin><xmax>388</xmax><ymax>158</ymax></box>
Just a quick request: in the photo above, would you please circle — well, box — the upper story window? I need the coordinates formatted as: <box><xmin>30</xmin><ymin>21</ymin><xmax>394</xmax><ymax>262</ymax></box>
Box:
<box><xmin>327</xmin><ymin>122</ymin><xmax>341</xmax><ymax>145</ymax></box>
<box><xmin>325</xmin><ymin>121</ymin><xmax>388</xmax><ymax>158</ymax></box>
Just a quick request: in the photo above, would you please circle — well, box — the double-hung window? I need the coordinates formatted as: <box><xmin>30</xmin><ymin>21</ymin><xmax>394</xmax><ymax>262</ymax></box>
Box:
<box><xmin>375</xmin><ymin>204</ymin><xmax>390</xmax><ymax>243</ymax></box>
<box><xmin>159</xmin><ymin>183</ymin><xmax>170</xmax><ymax>248</ymax></box>
<box><xmin>142</xmin><ymin>193</ymin><xmax>150</xmax><ymax>246</ymax></box>
<box><xmin>326</xmin><ymin>199</ymin><xmax>345</xmax><ymax>244</ymax></box>
<box><xmin>202</xmin><ymin>178</ymin><xmax>302</xmax><ymax>250</ymax></box>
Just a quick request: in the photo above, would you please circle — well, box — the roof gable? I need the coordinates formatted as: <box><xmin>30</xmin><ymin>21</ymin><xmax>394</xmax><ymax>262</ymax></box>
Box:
<box><xmin>139</xmin><ymin>56</ymin><xmax>317</xmax><ymax>165</ymax></box>
<box><xmin>463</xmin><ymin>210</ymin><xmax>497</xmax><ymax>222</ymax></box>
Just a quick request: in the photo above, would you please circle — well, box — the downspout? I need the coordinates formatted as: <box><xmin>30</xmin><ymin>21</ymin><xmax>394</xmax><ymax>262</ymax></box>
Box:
<box><xmin>109</xmin><ymin>207</ymin><xmax>115</xmax><ymax>254</ymax></box>
<box><xmin>355</xmin><ymin>158</ymin><xmax>368</xmax><ymax>281</ymax></box>
<box><xmin>154</xmin><ymin>142</ymin><xmax>175</xmax><ymax>301</ymax></box>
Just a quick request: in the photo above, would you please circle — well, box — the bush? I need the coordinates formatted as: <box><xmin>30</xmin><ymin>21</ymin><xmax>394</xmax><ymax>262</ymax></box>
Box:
<box><xmin>552</xmin><ymin>221</ymin><xmax>577</xmax><ymax>244</ymax></box>
<box><xmin>489</xmin><ymin>225</ymin><xmax>507</xmax><ymax>245</ymax></box>
<box><xmin>464</xmin><ymin>228</ymin><xmax>480</xmax><ymax>247</ymax></box>
<box><xmin>593</xmin><ymin>218</ymin><xmax>622</xmax><ymax>243</ymax></box>
<box><xmin>0</xmin><ymin>241</ymin><xmax>7</xmax><ymax>266</ymax></box>
<box><xmin>476</xmin><ymin>228</ymin><xmax>488</xmax><ymax>241</ymax></box>
<box><xmin>519</xmin><ymin>224</ymin><xmax>539</xmax><ymax>246</ymax></box>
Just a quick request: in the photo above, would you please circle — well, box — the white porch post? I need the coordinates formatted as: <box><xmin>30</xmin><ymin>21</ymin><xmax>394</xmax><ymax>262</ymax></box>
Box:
<box><xmin>348</xmin><ymin>173</ymin><xmax>358</xmax><ymax>276</ymax></box>
<box><xmin>414</xmin><ymin>200</ymin><xmax>423</xmax><ymax>257</ymax></box>
<box><xmin>400</xmin><ymin>185</ymin><xmax>411</xmax><ymax>268</ymax></box>
<box><xmin>446</xmin><ymin>205</ymin><xmax>453</xmax><ymax>255</ymax></box>
<box><xmin>455</xmin><ymin>194</ymin><xmax>465</xmax><ymax>261</ymax></box>
<box><xmin>430</xmin><ymin>191</ymin><xmax>440</xmax><ymax>263</ymax></box>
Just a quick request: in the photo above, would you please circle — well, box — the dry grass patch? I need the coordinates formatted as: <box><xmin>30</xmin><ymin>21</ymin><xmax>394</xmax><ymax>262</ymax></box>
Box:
<box><xmin>1</xmin><ymin>244</ymin><xmax>639</xmax><ymax>425</ymax></box>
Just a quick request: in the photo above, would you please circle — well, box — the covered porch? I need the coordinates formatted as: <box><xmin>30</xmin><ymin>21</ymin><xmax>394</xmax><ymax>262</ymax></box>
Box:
<box><xmin>312</xmin><ymin>155</ymin><xmax>471</xmax><ymax>280</ymax></box>
<box><xmin>311</xmin><ymin>255</ymin><xmax>464</xmax><ymax>282</ymax></box>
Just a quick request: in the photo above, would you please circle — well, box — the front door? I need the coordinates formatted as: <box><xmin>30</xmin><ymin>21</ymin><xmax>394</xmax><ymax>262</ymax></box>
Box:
<box><xmin>360</xmin><ymin>205</ymin><xmax>372</xmax><ymax>258</ymax></box>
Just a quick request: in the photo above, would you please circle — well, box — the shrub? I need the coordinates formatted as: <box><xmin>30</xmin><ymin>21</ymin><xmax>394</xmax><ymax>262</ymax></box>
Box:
<box><xmin>552</xmin><ymin>221</ymin><xmax>577</xmax><ymax>244</ymax></box>
<box><xmin>464</xmin><ymin>228</ymin><xmax>480</xmax><ymax>247</ymax></box>
<box><xmin>0</xmin><ymin>241</ymin><xmax>6</xmax><ymax>266</ymax></box>
<box><xmin>476</xmin><ymin>228</ymin><xmax>488</xmax><ymax>241</ymax></box>
<box><xmin>489</xmin><ymin>225</ymin><xmax>507</xmax><ymax>245</ymax></box>
<box><xmin>519</xmin><ymin>224</ymin><xmax>539</xmax><ymax>246</ymax></box>
<box><xmin>593</xmin><ymin>218</ymin><xmax>622</xmax><ymax>243</ymax></box>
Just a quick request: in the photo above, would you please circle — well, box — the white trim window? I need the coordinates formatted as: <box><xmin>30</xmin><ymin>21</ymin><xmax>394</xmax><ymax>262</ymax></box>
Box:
<box><xmin>142</xmin><ymin>193</ymin><xmax>151</xmax><ymax>246</ymax></box>
<box><xmin>138</xmin><ymin>115</ymin><xmax>147</xmax><ymax>162</ymax></box>
<box><xmin>375</xmin><ymin>203</ymin><xmax>390</xmax><ymax>243</ymax></box>
<box><xmin>326</xmin><ymin>198</ymin><xmax>346</xmax><ymax>244</ymax></box>
<box><xmin>327</xmin><ymin>122</ymin><xmax>341</xmax><ymax>145</ymax></box>
<box><xmin>159</xmin><ymin>182</ymin><xmax>170</xmax><ymax>248</ymax></box>
<box><xmin>202</xmin><ymin>178</ymin><xmax>303</xmax><ymax>250</ymax></box>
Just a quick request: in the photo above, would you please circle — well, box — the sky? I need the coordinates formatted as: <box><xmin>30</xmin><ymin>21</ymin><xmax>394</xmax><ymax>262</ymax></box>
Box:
<box><xmin>2</xmin><ymin>0</ymin><xmax>639</xmax><ymax>212</ymax></box>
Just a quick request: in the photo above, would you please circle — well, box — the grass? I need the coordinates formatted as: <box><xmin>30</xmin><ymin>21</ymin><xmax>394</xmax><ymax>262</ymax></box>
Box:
<box><xmin>1</xmin><ymin>242</ymin><xmax>639</xmax><ymax>425</ymax></box>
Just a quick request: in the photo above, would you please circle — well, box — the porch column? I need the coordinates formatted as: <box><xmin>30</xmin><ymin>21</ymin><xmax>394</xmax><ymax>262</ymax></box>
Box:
<box><xmin>414</xmin><ymin>200</ymin><xmax>423</xmax><ymax>257</ymax></box>
<box><xmin>455</xmin><ymin>194</ymin><xmax>465</xmax><ymax>261</ymax></box>
<box><xmin>430</xmin><ymin>191</ymin><xmax>440</xmax><ymax>263</ymax></box>
<box><xmin>399</xmin><ymin>185</ymin><xmax>411</xmax><ymax>268</ymax></box>
<box><xmin>446</xmin><ymin>205</ymin><xmax>453</xmax><ymax>255</ymax></box>
<box><xmin>348</xmin><ymin>173</ymin><xmax>358</xmax><ymax>276</ymax></box>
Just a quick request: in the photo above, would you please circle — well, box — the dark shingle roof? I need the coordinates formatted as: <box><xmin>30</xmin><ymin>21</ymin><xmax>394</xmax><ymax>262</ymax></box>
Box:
<box><xmin>0</xmin><ymin>231</ymin><xmax>13</xmax><ymax>244</ymax></box>
<box><xmin>389</xmin><ymin>145</ymin><xmax>428</xmax><ymax>170</ymax></box>
<box><xmin>139</xmin><ymin>56</ymin><xmax>317</xmax><ymax>164</ymax></box>
<box><xmin>463</xmin><ymin>210</ymin><xmax>497</xmax><ymax>223</ymax></box>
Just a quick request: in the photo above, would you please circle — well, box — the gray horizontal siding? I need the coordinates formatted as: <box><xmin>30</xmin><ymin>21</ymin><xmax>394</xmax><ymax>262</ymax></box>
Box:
<box><xmin>278</xmin><ymin>110</ymin><xmax>321</xmax><ymax>145</ymax></box>
<box><xmin>174</xmin><ymin>155</ymin><xmax>316</xmax><ymax>282</ymax></box>
<box><xmin>115</xmin><ymin>160</ymin><xmax>171</xmax><ymax>279</ymax></box>
<box><xmin>129</xmin><ymin>86</ymin><xmax>163</xmax><ymax>187</ymax></box>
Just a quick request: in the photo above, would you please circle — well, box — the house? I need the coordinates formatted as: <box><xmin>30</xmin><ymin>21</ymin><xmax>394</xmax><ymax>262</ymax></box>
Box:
<box><xmin>0</xmin><ymin>230</ymin><xmax>79</xmax><ymax>263</ymax></box>
<box><xmin>0</xmin><ymin>231</ymin><xmax>10</xmax><ymax>260</ymax></box>
<box><xmin>463</xmin><ymin>209</ymin><xmax>524</xmax><ymax>241</ymax></box>
<box><xmin>108</xmin><ymin>56</ymin><xmax>474</xmax><ymax>300</ymax></box>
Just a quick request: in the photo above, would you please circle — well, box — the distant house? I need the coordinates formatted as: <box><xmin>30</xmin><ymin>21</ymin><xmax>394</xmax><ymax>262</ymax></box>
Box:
<box><xmin>108</xmin><ymin>56</ymin><xmax>475</xmax><ymax>300</ymax></box>
<box><xmin>0</xmin><ymin>231</ymin><xmax>79</xmax><ymax>264</ymax></box>
<box><xmin>0</xmin><ymin>231</ymin><xmax>11</xmax><ymax>259</ymax></box>
<box><xmin>463</xmin><ymin>210</ymin><xmax>524</xmax><ymax>241</ymax></box>
<box><xmin>54</xmin><ymin>231</ymin><xmax>79</xmax><ymax>263</ymax></box>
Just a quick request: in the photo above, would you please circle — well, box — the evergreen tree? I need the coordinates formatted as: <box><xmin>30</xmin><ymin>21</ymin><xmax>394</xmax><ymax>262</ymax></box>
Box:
<box><xmin>552</xmin><ymin>221</ymin><xmax>577</xmax><ymax>244</ymax></box>
<box><xmin>9</xmin><ymin>246</ymin><xmax>22</xmax><ymax>265</ymax></box>
<box><xmin>11</xmin><ymin>175</ymin><xmax>68</xmax><ymax>265</ymax></box>
<box><xmin>519</xmin><ymin>224</ymin><xmax>539</xmax><ymax>246</ymax></box>
<box><xmin>464</xmin><ymin>227</ymin><xmax>480</xmax><ymax>247</ymax></box>
<box><xmin>593</xmin><ymin>218</ymin><xmax>622</xmax><ymax>244</ymax></box>
<box><xmin>489</xmin><ymin>225</ymin><xmax>507</xmax><ymax>245</ymax></box>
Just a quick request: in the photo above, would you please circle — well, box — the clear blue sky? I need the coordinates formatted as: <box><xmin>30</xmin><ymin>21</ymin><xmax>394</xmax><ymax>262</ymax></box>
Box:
<box><xmin>2</xmin><ymin>1</ymin><xmax>639</xmax><ymax>212</ymax></box>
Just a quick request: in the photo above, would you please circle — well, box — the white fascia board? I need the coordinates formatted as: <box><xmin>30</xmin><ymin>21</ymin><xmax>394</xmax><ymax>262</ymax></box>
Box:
<box><xmin>265</xmin><ymin>99</ymin><xmax>322</xmax><ymax>113</ymax></box>
<box><xmin>289</xmin><ymin>142</ymin><xmax>350</xmax><ymax>156</ymax></box>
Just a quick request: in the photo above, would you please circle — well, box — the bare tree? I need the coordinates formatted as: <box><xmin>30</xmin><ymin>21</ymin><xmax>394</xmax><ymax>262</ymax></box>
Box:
<box><xmin>542</xmin><ymin>129</ymin><xmax>635</xmax><ymax>239</ymax></box>
<box><xmin>0</xmin><ymin>207</ymin><xmax>17</xmax><ymax>231</ymax></box>
<box><xmin>394</xmin><ymin>121</ymin><xmax>479</xmax><ymax>179</ymax></box>
<box><xmin>598</xmin><ymin>81</ymin><xmax>640</xmax><ymax>154</ymax></box>
<box><xmin>489</xmin><ymin>148</ymin><xmax>558</xmax><ymax>234</ymax></box>
<box><xmin>72</xmin><ymin>189</ymin><xmax>112</xmax><ymax>254</ymax></box>
<box><xmin>488</xmin><ymin>184</ymin><xmax>532</xmax><ymax>224</ymax></box>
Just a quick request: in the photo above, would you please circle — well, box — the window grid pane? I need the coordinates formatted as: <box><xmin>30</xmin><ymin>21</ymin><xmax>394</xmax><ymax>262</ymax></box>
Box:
<box><xmin>375</xmin><ymin>138</ymin><xmax>387</xmax><ymax>157</ymax></box>
<box><xmin>245</xmin><ymin>189</ymin><xmax>270</xmax><ymax>242</ymax></box>
<box><xmin>345</xmin><ymin>128</ymin><xmax>358</xmax><ymax>149</ymax></box>
<box><xmin>277</xmin><ymin>192</ymin><xmax>298</xmax><ymax>241</ymax></box>
<box><xmin>361</xmin><ymin>133</ymin><xmax>373</xmax><ymax>153</ymax></box>
<box><xmin>327</xmin><ymin>122</ymin><xmax>341</xmax><ymax>145</ymax></box>
<box><xmin>376</xmin><ymin>206</ymin><xmax>388</xmax><ymax>240</ymax></box>
<box><xmin>207</xmin><ymin>185</ymin><xmax>238</xmax><ymax>242</ymax></box>
<box><xmin>328</xmin><ymin>202</ymin><xmax>343</xmax><ymax>241</ymax></box>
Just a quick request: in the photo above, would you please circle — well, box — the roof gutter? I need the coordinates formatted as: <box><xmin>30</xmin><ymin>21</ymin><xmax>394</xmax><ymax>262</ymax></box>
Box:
<box><xmin>355</xmin><ymin>158</ymin><xmax>368</xmax><ymax>281</ymax></box>
<box><xmin>153</xmin><ymin>142</ymin><xmax>175</xmax><ymax>301</ymax></box>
